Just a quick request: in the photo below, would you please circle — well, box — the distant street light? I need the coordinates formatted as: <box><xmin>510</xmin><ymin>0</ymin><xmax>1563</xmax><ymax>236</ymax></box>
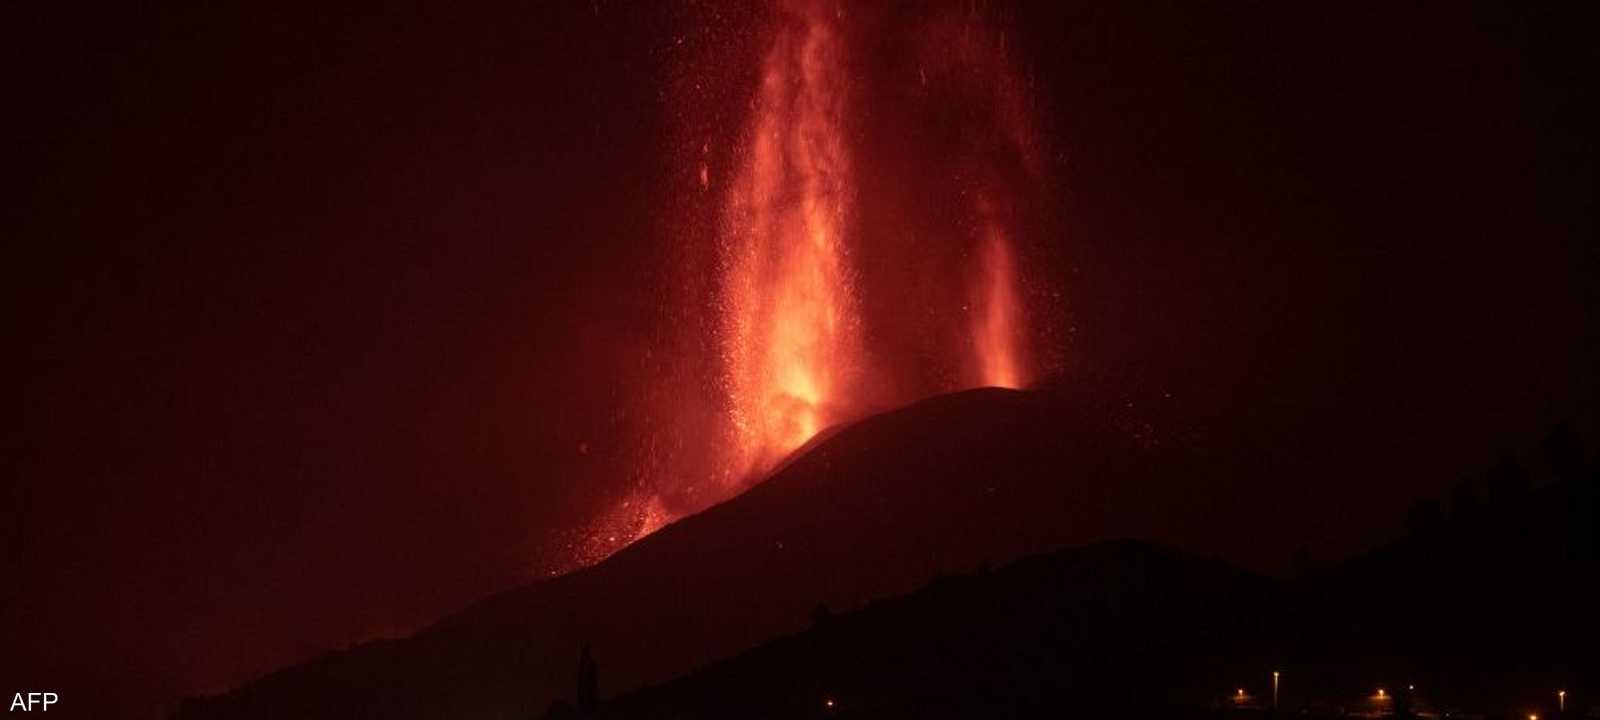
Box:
<box><xmin>1377</xmin><ymin>688</ymin><xmax>1387</xmax><ymax>700</ymax></box>
<box><xmin>1272</xmin><ymin>671</ymin><xmax>1280</xmax><ymax>710</ymax></box>
<box><xmin>1559</xmin><ymin>690</ymin><xmax>1566</xmax><ymax>712</ymax></box>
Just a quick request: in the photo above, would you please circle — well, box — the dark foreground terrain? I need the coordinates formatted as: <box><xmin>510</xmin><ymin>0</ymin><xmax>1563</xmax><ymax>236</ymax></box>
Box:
<box><xmin>597</xmin><ymin>539</ymin><xmax>1271</xmax><ymax>719</ymax></box>
<box><xmin>175</xmin><ymin>387</ymin><xmax>1596</xmax><ymax>719</ymax></box>
<box><xmin>591</xmin><ymin>470</ymin><xmax>1595</xmax><ymax>719</ymax></box>
<box><xmin>173</xmin><ymin>386</ymin><xmax>1247</xmax><ymax>719</ymax></box>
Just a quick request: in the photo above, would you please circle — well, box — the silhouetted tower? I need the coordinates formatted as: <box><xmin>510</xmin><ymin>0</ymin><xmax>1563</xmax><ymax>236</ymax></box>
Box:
<box><xmin>576</xmin><ymin>645</ymin><xmax>599</xmax><ymax>717</ymax></box>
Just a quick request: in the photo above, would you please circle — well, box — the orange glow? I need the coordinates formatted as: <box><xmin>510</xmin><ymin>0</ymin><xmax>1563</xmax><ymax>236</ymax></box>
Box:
<box><xmin>634</xmin><ymin>494</ymin><xmax>670</xmax><ymax>538</ymax></box>
<box><xmin>972</xmin><ymin>224</ymin><xmax>1025</xmax><ymax>388</ymax></box>
<box><xmin>565</xmin><ymin>2</ymin><xmax>1059</xmax><ymax>572</ymax></box>
<box><xmin>720</xmin><ymin>0</ymin><xmax>862</xmax><ymax>481</ymax></box>
<box><xmin>570</xmin><ymin>489</ymin><xmax>672</xmax><ymax>567</ymax></box>
<box><xmin>924</xmin><ymin>9</ymin><xmax>1039</xmax><ymax>392</ymax></box>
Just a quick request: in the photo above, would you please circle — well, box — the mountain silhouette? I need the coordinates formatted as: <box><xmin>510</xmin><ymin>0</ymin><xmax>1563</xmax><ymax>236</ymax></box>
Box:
<box><xmin>598</xmin><ymin>539</ymin><xmax>1275</xmax><ymax>719</ymax></box>
<box><xmin>172</xmin><ymin>387</ymin><xmax>1597</xmax><ymax>718</ymax></box>
<box><xmin>594</xmin><ymin>474</ymin><xmax>1596</xmax><ymax>718</ymax></box>
<box><xmin>172</xmin><ymin>386</ymin><xmax>1238</xmax><ymax>719</ymax></box>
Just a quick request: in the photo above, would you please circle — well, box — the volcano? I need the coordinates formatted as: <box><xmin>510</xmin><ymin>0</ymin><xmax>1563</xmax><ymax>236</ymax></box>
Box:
<box><xmin>172</xmin><ymin>384</ymin><xmax>1236</xmax><ymax>719</ymax></box>
<box><xmin>173</xmin><ymin>384</ymin><xmax>1598</xmax><ymax>719</ymax></box>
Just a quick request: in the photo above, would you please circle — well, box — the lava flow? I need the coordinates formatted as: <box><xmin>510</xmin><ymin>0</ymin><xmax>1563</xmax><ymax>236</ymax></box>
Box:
<box><xmin>719</xmin><ymin>0</ymin><xmax>863</xmax><ymax>482</ymax></box>
<box><xmin>973</xmin><ymin>223</ymin><xmax>1026</xmax><ymax>389</ymax></box>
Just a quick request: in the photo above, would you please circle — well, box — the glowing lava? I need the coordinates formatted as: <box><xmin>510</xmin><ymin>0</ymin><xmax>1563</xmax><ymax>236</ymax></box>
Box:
<box><xmin>560</xmin><ymin>1</ymin><xmax>1057</xmax><ymax>571</ymax></box>
<box><xmin>973</xmin><ymin>223</ymin><xmax>1025</xmax><ymax>388</ymax></box>
<box><xmin>565</xmin><ymin>488</ymin><xmax>671</xmax><ymax>570</ymax></box>
<box><xmin>720</xmin><ymin>0</ymin><xmax>862</xmax><ymax>481</ymax></box>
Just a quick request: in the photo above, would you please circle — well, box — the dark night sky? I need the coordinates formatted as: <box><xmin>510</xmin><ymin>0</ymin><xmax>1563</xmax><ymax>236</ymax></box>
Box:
<box><xmin>4</xmin><ymin>0</ymin><xmax>1593</xmax><ymax>715</ymax></box>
